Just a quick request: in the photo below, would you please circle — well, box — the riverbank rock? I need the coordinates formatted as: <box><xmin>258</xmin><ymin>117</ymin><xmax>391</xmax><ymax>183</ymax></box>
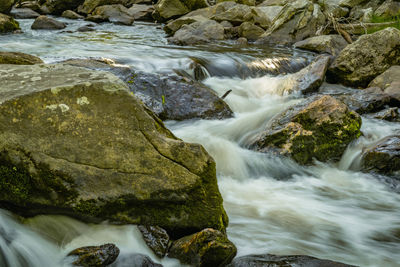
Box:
<box><xmin>0</xmin><ymin>0</ymin><xmax>15</xmax><ymax>14</ymax></box>
<box><xmin>88</xmin><ymin>4</ymin><xmax>134</xmax><ymax>25</ymax></box>
<box><xmin>111</xmin><ymin>253</ymin><xmax>163</xmax><ymax>267</ymax></box>
<box><xmin>238</xmin><ymin>21</ymin><xmax>265</xmax><ymax>41</ymax></box>
<box><xmin>62</xmin><ymin>58</ymin><xmax>233</xmax><ymax>121</ymax></box>
<box><xmin>43</xmin><ymin>0</ymin><xmax>85</xmax><ymax>15</ymax></box>
<box><xmin>361</xmin><ymin>136</ymin><xmax>400</xmax><ymax>176</ymax></box>
<box><xmin>0</xmin><ymin>51</ymin><xmax>43</xmax><ymax>65</ymax></box>
<box><xmin>256</xmin><ymin>0</ymin><xmax>326</xmax><ymax>45</ymax></box>
<box><xmin>62</xmin><ymin>10</ymin><xmax>84</xmax><ymax>19</ymax></box>
<box><xmin>211</xmin><ymin>4</ymin><xmax>252</xmax><ymax>25</ymax></box>
<box><xmin>153</xmin><ymin>0</ymin><xmax>208</xmax><ymax>21</ymax></box>
<box><xmin>0</xmin><ymin>13</ymin><xmax>20</xmax><ymax>33</ymax></box>
<box><xmin>327</xmin><ymin>27</ymin><xmax>400</xmax><ymax>88</ymax></box>
<box><xmin>138</xmin><ymin>225</ymin><xmax>170</xmax><ymax>258</ymax></box>
<box><xmin>31</xmin><ymin>15</ymin><xmax>66</xmax><ymax>30</ymax></box>
<box><xmin>227</xmin><ymin>254</ymin><xmax>356</xmax><ymax>267</ymax></box>
<box><xmin>78</xmin><ymin>0</ymin><xmax>129</xmax><ymax>14</ymax></box>
<box><xmin>67</xmin><ymin>243</ymin><xmax>120</xmax><ymax>266</ymax></box>
<box><xmin>10</xmin><ymin>7</ymin><xmax>40</xmax><ymax>19</ymax></box>
<box><xmin>294</xmin><ymin>35</ymin><xmax>349</xmax><ymax>57</ymax></box>
<box><xmin>168</xmin><ymin>228</ymin><xmax>237</xmax><ymax>267</ymax></box>
<box><xmin>0</xmin><ymin>63</ymin><xmax>228</xmax><ymax>237</ymax></box>
<box><xmin>278</xmin><ymin>55</ymin><xmax>331</xmax><ymax>95</ymax></box>
<box><xmin>250</xmin><ymin>95</ymin><xmax>362</xmax><ymax>165</ymax></box>
<box><xmin>127</xmin><ymin>4</ymin><xmax>154</xmax><ymax>21</ymax></box>
<box><xmin>368</xmin><ymin>65</ymin><xmax>400</xmax><ymax>93</ymax></box>
<box><xmin>168</xmin><ymin>19</ymin><xmax>225</xmax><ymax>45</ymax></box>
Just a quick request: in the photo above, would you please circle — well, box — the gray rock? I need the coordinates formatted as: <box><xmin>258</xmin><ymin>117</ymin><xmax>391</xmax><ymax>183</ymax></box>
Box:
<box><xmin>127</xmin><ymin>4</ymin><xmax>154</xmax><ymax>21</ymax></box>
<box><xmin>238</xmin><ymin>21</ymin><xmax>264</xmax><ymax>41</ymax></box>
<box><xmin>62</xmin><ymin>10</ymin><xmax>84</xmax><ymax>19</ymax></box>
<box><xmin>368</xmin><ymin>65</ymin><xmax>400</xmax><ymax>92</ymax></box>
<box><xmin>211</xmin><ymin>4</ymin><xmax>252</xmax><ymax>25</ymax></box>
<box><xmin>78</xmin><ymin>0</ymin><xmax>130</xmax><ymax>14</ymax></box>
<box><xmin>0</xmin><ymin>51</ymin><xmax>43</xmax><ymax>65</ymax></box>
<box><xmin>153</xmin><ymin>0</ymin><xmax>208</xmax><ymax>21</ymax></box>
<box><xmin>10</xmin><ymin>7</ymin><xmax>40</xmax><ymax>19</ymax></box>
<box><xmin>374</xmin><ymin>0</ymin><xmax>400</xmax><ymax>19</ymax></box>
<box><xmin>294</xmin><ymin>35</ymin><xmax>348</xmax><ymax>57</ymax></box>
<box><xmin>31</xmin><ymin>15</ymin><xmax>66</xmax><ymax>30</ymax></box>
<box><xmin>370</xmin><ymin>108</ymin><xmax>400</xmax><ymax>122</ymax></box>
<box><xmin>164</xmin><ymin>15</ymin><xmax>208</xmax><ymax>35</ymax></box>
<box><xmin>168</xmin><ymin>20</ymin><xmax>225</xmax><ymax>45</ymax></box>
<box><xmin>77</xmin><ymin>25</ymin><xmax>95</xmax><ymax>31</ymax></box>
<box><xmin>227</xmin><ymin>254</ymin><xmax>357</xmax><ymax>267</ymax></box>
<box><xmin>88</xmin><ymin>4</ymin><xmax>134</xmax><ymax>25</ymax></box>
<box><xmin>327</xmin><ymin>27</ymin><xmax>400</xmax><ymax>88</ymax></box>
<box><xmin>0</xmin><ymin>63</ymin><xmax>228</xmax><ymax>236</ymax></box>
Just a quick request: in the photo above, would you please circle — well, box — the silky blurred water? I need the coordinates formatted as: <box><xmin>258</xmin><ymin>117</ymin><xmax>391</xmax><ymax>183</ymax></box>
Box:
<box><xmin>0</xmin><ymin>17</ymin><xmax>399</xmax><ymax>267</ymax></box>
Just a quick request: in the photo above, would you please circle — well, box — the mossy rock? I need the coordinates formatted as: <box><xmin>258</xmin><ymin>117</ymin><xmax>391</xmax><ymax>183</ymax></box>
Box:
<box><xmin>0</xmin><ymin>52</ymin><xmax>43</xmax><ymax>65</ymax></box>
<box><xmin>0</xmin><ymin>64</ymin><xmax>228</xmax><ymax>237</ymax></box>
<box><xmin>0</xmin><ymin>0</ymin><xmax>15</xmax><ymax>14</ymax></box>
<box><xmin>0</xmin><ymin>13</ymin><xmax>20</xmax><ymax>33</ymax></box>
<box><xmin>67</xmin><ymin>243</ymin><xmax>120</xmax><ymax>266</ymax></box>
<box><xmin>251</xmin><ymin>95</ymin><xmax>362</xmax><ymax>165</ymax></box>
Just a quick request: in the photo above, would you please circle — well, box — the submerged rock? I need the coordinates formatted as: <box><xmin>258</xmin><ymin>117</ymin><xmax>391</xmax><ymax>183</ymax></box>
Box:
<box><xmin>227</xmin><ymin>254</ymin><xmax>356</xmax><ymax>267</ymax></box>
<box><xmin>62</xmin><ymin>58</ymin><xmax>233</xmax><ymax>121</ymax></box>
<box><xmin>0</xmin><ymin>51</ymin><xmax>43</xmax><ymax>65</ymax></box>
<box><xmin>0</xmin><ymin>63</ymin><xmax>228</xmax><ymax>237</ymax></box>
<box><xmin>67</xmin><ymin>243</ymin><xmax>120</xmax><ymax>267</ymax></box>
<box><xmin>138</xmin><ymin>225</ymin><xmax>170</xmax><ymax>258</ymax></box>
<box><xmin>361</xmin><ymin>136</ymin><xmax>400</xmax><ymax>176</ymax></box>
<box><xmin>168</xmin><ymin>228</ymin><xmax>237</xmax><ymax>267</ymax></box>
<box><xmin>294</xmin><ymin>35</ymin><xmax>349</xmax><ymax>57</ymax></box>
<box><xmin>31</xmin><ymin>15</ymin><xmax>66</xmax><ymax>30</ymax></box>
<box><xmin>0</xmin><ymin>13</ymin><xmax>20</xmax><ymax>33</ymax></box>
<box><xmin>250</xmin><ymin>95</ymin><xmax>362</xmax><ymax>165</ymax></box>
<box><xmin>327</xmin><ymin>27</ymin><xmax>400</xmax><ymax>88</ymax></box>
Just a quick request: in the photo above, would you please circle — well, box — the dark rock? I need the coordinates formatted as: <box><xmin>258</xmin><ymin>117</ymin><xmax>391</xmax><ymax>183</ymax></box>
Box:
<box><xmin>168</xmin><ymin>228</ymin><xmax>237</xmax><ymax>267</ymax></box>
<box><xmin>0</xmin><ymin>13</ymin><xmax>20</xmax><ymax>33</ymax></box>
<box><xmin>62</xmin><ymin>58</ymin><xmax>233</xmax><ymax>121</ymax></box>
<box><xmin>361</xmin><ymin>135</ymin><xmax>400</xmax><ymax>176</ymax></box>
<box><xmin>61</xmin><ymin>10</ymin><xmax>84</xmax><ymax>19</ymax></box>
<box><xmin>67</xmin><ymin>243</ymin><xmax>120</xmax><ymax>267</ymax></box>
<box><xmin>43</xmin><ymin>0</ymin><xmax>85</xmax><ymax>15</ymax></box>
<box><xmin>369</xmin><ymin>108</ymin><xmax>400</xmax><ymax>122</ymax></box>
<box><xmin>227</xmin><ymin>254</ymin><xmax>357</xmax><ymax>267</ymax></box>
<box><xmin>10</xmin><ymin>7</ymin><xmax>40</xmax><ymax>19</ymax></box>
<box><xmin>250</xmin><ymin>95</ymin><xmax>362</xmax><ymax>165</ymax></box>
<box><xmin>138</xmin><ymin>226</ymin><xmax>169</xmax><ymax>258</ymax></box>
<box><xmin>0</xmin><ymin>63</ymin><xmax>228</xmax><ymax>237</ymax></box>
<box><xmin>77</xmin><ymin>25</ymin><xmax>95</xmax><ymax>31</ymax></box>
<box><xmin>294</xmin><ymin>35</ymin><xmax>348</xmax><ymax>57</ymax></box>
<box><xmin>0</xmin><ymin>0</ymin><xmax>15</xmax><ymax>14</ymax></box>
<box><xmin>127</xmin><ymin>4</ymin><xmax>154</xmax><ymax>21</ymax></box>
<box><xmin>327</xmin><ymin>27</ymin><xmax>400</xmax><ymax>88</ymax></box>
<box><xmin>0</xmin><ymin>51</ymin><xmax>43</xmax><ymax>65</ymax></box>
<box><xmin>110</xmin><ymin>253</ymin><xmax>163</xmax><ymax>267</ymax></box>
<box><xmin>31</xmin><ymin>15</ymin><xmax>66</xmax><ymax>30</ymax></box>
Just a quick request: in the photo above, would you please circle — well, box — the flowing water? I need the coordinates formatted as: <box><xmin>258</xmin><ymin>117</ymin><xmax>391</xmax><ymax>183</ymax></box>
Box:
<box><xmin>0</xmin><ymin>18</ymin><xmax>400</xmax><ymax>267</ymax></box>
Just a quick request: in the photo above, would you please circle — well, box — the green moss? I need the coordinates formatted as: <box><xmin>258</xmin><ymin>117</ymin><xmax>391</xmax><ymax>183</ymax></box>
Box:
<box><xmin>0</xmin><ymin>18</ymin><xmax>20</xmax><ymax>34</ymax></box>
<box><xmin>0</xmin><ymin>165</ymin><xmax>32</xmax><ymax>204</ymax></box>
<box><xmin>367</xmin><ymin>15</ymin><xmax>400</xmax><ymax>33</ymax></box>
<box><xmin>73</xmin><ymin>199</ymin><xmax>102</xmax><ymax>217</ymax></box>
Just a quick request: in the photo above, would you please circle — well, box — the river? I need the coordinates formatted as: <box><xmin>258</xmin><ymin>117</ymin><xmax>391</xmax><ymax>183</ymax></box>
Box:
<box><xmin>0</xmin><ymin>17</ymin><xmax>399</xmax><ymax>267</ymax></box>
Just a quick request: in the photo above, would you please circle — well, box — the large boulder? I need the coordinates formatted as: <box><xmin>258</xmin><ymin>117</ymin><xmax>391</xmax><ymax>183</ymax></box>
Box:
<box><xmin>31</xmin><ymin>15</ymin><xmax>66</xmax><ymax>30</ymax></box>
<box><xmin>0</xmin><ymin>13</ymin><xmax>20</xmax><ymax>33</ymax></box>
<box><xmin>0</xmin><ymin>52</ymin><xmax>43</xmax><ymax>65</ymax></box>
<box><xmin>62</xmin><ymin>58</ymin><xmax>233</xmax><ymax>121</ymax></box>
<box><xmin>368</xmin><ymin>65</ymin><xmax>400</xmax><ymax>93</ymax></box>
<box><xmin>294</xmin><ymin>34</ymin><xmax>348</xmax><ymax>57</ymax></box>
<box><xmin>211</xmin><ymin>4</ymin><xmax>252</xmax><ymax>25</ymax></box>
<box><xmin>168</xmin><ymin>228</ymin><xmax>237</xmax><ymax>267</ymax></box>
<box><xmin>250</xmin><ymin>95</ymin><xmax>362</xmax><ymax>165</ymax></box>
<box><xmin>327</xmin><ymin>27</ymin><xmax>400</xmax><ymax>88</ymax></box>
<box><xmin>44</xmin><ymin>0</ymin><xmax>85</xmax><ymax>15</ymax></box>
<box><xmin>78</xmin><ymin>0</ymin><xmax>130</xmax><ymax>14</ymax></box>
<box><xmin>164</xmin><ymin>14</ymin><xmax>208</xmax><ymax>35</ymax></box>
<box><xmin>10</xmin><ymin>7</ymin><xmax>40</xmax><ymax>19</ymax></box>
<box><xmin>256</xmin><ymin>0</ymin><xmax>326</xmax><ymax>45</ymax></box>
<box><xmin>361</xmin><ymin>135</ymin><xmax>400</xmax><ymax>176</ymax></box>
<box><xmin>227</xmin><ymin>254</ymin><xmax>356</xmax><ymax>267</ymax></box>
<box><xmin>67</xmin><ymin>243</ymin><xmax>120</xmax><ymax>267</ymax></box>
<box><xmin>168</xmin><ymin>20</ymin><xmax>225</xmax><ymax>45</ymax></box>
<box><xmin>238</xmin><ymin>21</ymin><xmax>265</xmax><ymax>40</ymax></box>
<box><xmin>0</xmin><ymin>64</ymin><xmax>228</xmax><ymax>237</ymax></box>
<box><xmin>88</xmin><ymin>4</ymin><xmax>134</xmax><ymax>25</ymax></box>
<box><xmin>0</xmin><ymin>0</ymin><xmax>15</xmax><ymax>14</ymax></box>
<box><xmin>127</xmin><ymin>4</ymin><xmax>154</xmax><ymax>20</ymax></box>
<box><xmin>153</xmin><ymin>0</ymin><xmax>208</xmax><ymax>21</ymax></box>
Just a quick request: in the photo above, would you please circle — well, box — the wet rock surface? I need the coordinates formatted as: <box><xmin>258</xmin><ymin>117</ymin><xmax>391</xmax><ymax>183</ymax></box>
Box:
<box><xmin>0</xmin><ymin>51</ymin><xmax>43</xmax><ymax>65</ymax></box>
<box><xmin>110</xmin><ymin>253</ymin><xmax>163</xmax><ymax>267</ymax></box>
<box><xmin>67</xmin><ymin>243</ymin><xmax>120</xmax><ymax>267</ymax></box>
<box><xmin>227</xmin><ymin>254</ymin><xmax>357</xmax><ymax>267</ymax></box>
<box><xmin>0</xmin><ymin>13</ymin><xmax>20</xmax><ymax>33</ymax></box>
<box><xmin>10</xmin><ymin>7</ymin><xmax>40</xmax><ymax>19</ymax></box>
<box><xmin>31</xmin><ymin>15</ymin><xmax>66</xmax><ymax>30</ymax></box>
<box><xmin>168</xmin><ymin>228</ymin><xmax>237</xmax><ymax>267</ymax></box>
<box><xmin>251</xmin><ymin>95</ymin><xmax>362</xmax><ymax>165</ymax></box>
<box><xmin>138</xmin><ymin>225</ymin><xmax>170</xmax><ymax>258</ymax></box>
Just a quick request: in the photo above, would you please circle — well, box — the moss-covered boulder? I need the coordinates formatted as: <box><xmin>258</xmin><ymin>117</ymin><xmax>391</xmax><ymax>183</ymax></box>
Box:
<box><xmin>0</xmin><ymin>13</ymin><xmax>20</xmax><ymax>33</ymax></box>
<box><xmin>67</xmin><ymin>243</ymin><xmax>120</xmax><ymax>266</ymax></box>
<box><xmin>361</xmin><ymin>135</ymin><xmax>400</xmax><ymax>176</ymax></box>
<box><xmin>0</xmin><ymin>51</ymin><xmax>43</xmax><ymax>65</ymax></box>
<box><xmin>154</xmin><ymin>0</ymin><xmax>209</xmax><ymax>21</ymax></box>
<box><xmin>250</xmin><ymin>95</ymin><xmax>362</xmax><ymax>165</ymax></box>
<box><xmin>0</xmin><ymin>64</ymin><xmax>228</xmax><ymax>237</ymax></box>
<box><xmin>0</xmin><ymin>0</ymin><xmax>15</xmax><ymax>14</ymax></box>
<box><xmin>327</xmin><ymin>27</ymin><xmax>400</xmax><ymax>88</ymax></box>
<box><xmin>168</xmin><ymin>228</ymin><xmax>237</xmax><ymax>267</ymax></box>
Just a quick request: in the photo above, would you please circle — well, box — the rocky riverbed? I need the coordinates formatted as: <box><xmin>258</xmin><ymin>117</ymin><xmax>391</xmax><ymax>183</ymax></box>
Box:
<box><xmin>0</xmin><ymin>0</ymin><xmax>400</xmax><ymax>266</ymax></box>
